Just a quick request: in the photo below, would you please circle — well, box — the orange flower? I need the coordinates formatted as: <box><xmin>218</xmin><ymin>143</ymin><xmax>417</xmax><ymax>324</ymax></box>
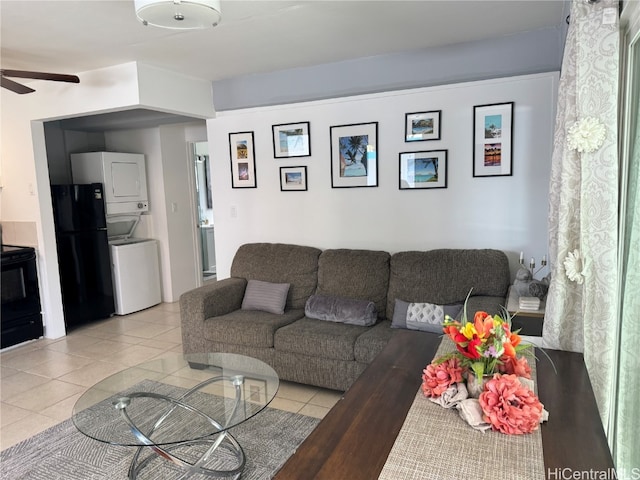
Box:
<box><xmin>473</xmin><ymin>311</ymin><xmax>494</xmax><ymax>340</ymax></box>
<box><xmin>503</xmin><ymin>341</ymin><xmax>516</xmax><ymax>358</ymax></box>
<box><xmin>502</xmin><ymin>324</ymin><xmax>521</xmax><ymax>346</ymax></box>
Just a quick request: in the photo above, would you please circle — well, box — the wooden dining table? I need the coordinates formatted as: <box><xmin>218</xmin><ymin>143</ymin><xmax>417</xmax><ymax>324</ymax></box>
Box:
<box><xmin>274</xmin><ymin>329</ymin><xmax>614</xmax><ymax>480</ymax></box>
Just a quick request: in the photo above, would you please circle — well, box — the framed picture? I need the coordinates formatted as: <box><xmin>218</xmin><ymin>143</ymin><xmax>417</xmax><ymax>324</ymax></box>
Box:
<box><xmin>399</xmin><ymin>150</ymin><xmax>447</xmax><ymax>190</ymax></box>
<box><xmin>330</xmin><ymin>122</ymin><xmax>378</xmax><ymax>188</ymax></box>
<box><xmin>272</xmin><ymin>122</ymin><xmax>311</xmax><ymax>158</ymax></box>
<box><xmin>473</xmin><ymin>102</ymin><xmax>514</xmax><ymax>177</ymax></box>
<box><xmin>280</xmin><ymin>166</ymin><xmax>307</xmax><ymax>191</ymax></box>
<box><xmin>229</xmin><ymin>131</ymin><xmax>257</xmax><ymax>188</ymax></box>
<box><xmin>405</xmin><ymin>110</ymin><xmax>441</xmax><ymax>142</ymax></box>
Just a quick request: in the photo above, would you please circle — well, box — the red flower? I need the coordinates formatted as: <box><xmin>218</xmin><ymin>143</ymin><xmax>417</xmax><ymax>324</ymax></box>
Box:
<box><xmin>499</xmin><ymin>355</ymin><xmax>532</xmax><ymax>379</ymax></box>
<box><xmin>457</xmin><ymin>337</ymin><xmax>482</xmax><ymax>359</ymax></box>
<box><xmin>421</xmin><ymin>357</ymin><xmax>464</xmax><ymax>398</ymax></box>
<box><xmin>443</xmin><ymin>324</ymin><xmax>463</xmax><ymax>343</ymax></box>
<box><xmin>478</xmin><ymin>374</ymin><xmax>543</xmax><ymax>434</ymax></box>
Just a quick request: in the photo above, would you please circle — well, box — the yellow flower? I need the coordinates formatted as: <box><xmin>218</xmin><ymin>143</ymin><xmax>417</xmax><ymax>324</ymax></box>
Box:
<box><xmin>460</xmin><ymin>322</ymin><xmax>477</xmax><ymax>340</ymax></box>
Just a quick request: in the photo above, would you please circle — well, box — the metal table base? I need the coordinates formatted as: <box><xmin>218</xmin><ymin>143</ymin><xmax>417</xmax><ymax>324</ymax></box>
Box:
<box><xmin>113</xmin><ymin>374</ymin><xmax>246</xmax><ymax>479</ymax></box>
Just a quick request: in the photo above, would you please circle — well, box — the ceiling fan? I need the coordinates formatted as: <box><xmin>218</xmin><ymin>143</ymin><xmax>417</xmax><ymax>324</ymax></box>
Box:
<box><xmin>0</xmin><ymin>69</ymin><xmax>80</xmax><ymax>94</ymax></box>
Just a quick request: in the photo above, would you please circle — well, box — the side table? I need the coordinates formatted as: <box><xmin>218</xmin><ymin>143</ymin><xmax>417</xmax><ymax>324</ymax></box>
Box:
<box><xmin>506</xmin><ymin>286</ymin><xmax>545</xmax><ymax>337</ymax></box>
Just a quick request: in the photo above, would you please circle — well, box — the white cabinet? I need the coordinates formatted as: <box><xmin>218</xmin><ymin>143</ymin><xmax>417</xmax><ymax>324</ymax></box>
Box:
<box><xmin>71</xmin><ymin>152</ymin><xmax>149</xmax><ymax>215</ymax></box>
<box><xmin>110</xmin><ymin>239</ymin><xmax>161</xmax><ymax>315</ymax></box>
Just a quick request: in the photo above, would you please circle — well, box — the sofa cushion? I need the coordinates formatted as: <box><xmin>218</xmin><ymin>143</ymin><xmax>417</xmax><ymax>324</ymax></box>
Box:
<box><xmin>274</xmin><ymin>318</ymin><xmax>370</xmax><ymax>361</ymax></box>
<box><xmin>203</xmin><ymin>308</ymin><xmax>305</xmax><ymax>348</ymax></box>
<box><xmin>386</xmin><ymin>249</ymin><xmax>509</xmax><ymax>320</ymax></box>
<box><xmin>316</xmin><ymin>249</ymin><xmax>390</xmax><ymax>318</ymax></box>
<box><xmin>241</xmin><ymin>279</ymin><xmax>290</xmax><ymax>314</ymax></box>
<box><xmin>354</xmin><ymin>320</ymin><xmax>394</xmax><ymax>364</ymax></box>
<box><xmin>305</xmin><ymin>294</ymin><xmax>377</xmax><ymax>326</ymax></box>
<box><xmin>231</xmin><ymin>243</ymin><xmax>322</xmax><ymax>309</ymax></box>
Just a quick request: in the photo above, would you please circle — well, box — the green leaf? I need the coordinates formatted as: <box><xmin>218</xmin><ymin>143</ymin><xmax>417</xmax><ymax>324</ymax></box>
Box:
<box><xmin>471</xmin><ymin>362</ymin><xmax>484</xmax><ymax>379</ymax></box>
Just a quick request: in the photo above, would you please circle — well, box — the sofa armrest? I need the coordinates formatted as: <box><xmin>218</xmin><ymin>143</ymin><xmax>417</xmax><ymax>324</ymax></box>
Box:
<box><xmin>180</xmin><ymin>277</ymin><xmax>247</xmax><ymax>353</ymax></box>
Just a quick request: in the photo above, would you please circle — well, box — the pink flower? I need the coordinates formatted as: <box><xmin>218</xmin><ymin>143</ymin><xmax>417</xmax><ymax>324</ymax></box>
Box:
<box><xmin>498</xmin><ymin>355</ymin><xmax>532</xmax><ymax>379</ymax></box>
<box><xmin>421</xmin><ymin>357</ymin><xmax>464</xmax><ymax>398</ymax></box>
<box><xmin>478</xmin><ymin>374</ymin><xmax>543</xmax><ymax>434</ymax></box>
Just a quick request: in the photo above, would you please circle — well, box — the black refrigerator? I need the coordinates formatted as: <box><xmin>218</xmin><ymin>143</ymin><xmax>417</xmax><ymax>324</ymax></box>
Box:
<box><xmin>51</xmin><ymin>183</ymin><xmax>114</xmax><ymax>328</ymax></box>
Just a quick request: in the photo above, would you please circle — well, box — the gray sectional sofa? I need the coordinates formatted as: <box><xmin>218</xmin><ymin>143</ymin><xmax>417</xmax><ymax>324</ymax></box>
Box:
<box><xmin>180</xmin><ymin>243</ymin><xmax>510</xmax><ymax>391</ymax></box>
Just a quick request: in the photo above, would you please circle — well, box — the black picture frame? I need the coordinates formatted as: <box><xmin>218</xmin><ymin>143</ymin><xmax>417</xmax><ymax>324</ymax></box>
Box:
<box><xmin>405</xmin><ymin>110</ymin><xmax>441</xmax><ymax>142</ymax></box>
<box><xmin>329</xmin><ymin>122</ymin><xmax>378</xmax><ymax>188</ymax></box>
<box><xmin>279</xmin><ymin>166</ymin><xmax>307</xmax><ymax>191</ymax></box>
<box><xmin>229</xmin><ymin>131</ymin><xmax>257</xmax><ymax>188</ymax></box>
<box><xmin>272</xmin><ymin>122</ymin><xmax>311</xmax><ymax>158</ymax></box>
<box><xmin>473</xmin><ymin>102</ymin><xmax>514</xmax><ymax>177</ymax></box>
<box><xmin>399</xmin><ymin>150</ymin><xmax>448</xmax><ymax>190</ymax></box>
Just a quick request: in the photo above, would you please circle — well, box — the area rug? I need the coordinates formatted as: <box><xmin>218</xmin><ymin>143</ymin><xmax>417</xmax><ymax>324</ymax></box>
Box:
<box><xmin>0</xmin><ymin>404</ymin><xmax>319</xmax><ymax>480</ymax></box>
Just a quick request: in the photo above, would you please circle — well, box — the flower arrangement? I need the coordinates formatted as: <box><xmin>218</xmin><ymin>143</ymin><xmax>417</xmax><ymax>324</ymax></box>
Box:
<box><xmin>441</xmin><ymin>308</ymin><xmax>532</xmax><ymax>381</ymax></box>
<box><xmin>421</xmin><ymin>295</ymin><xmax>546</xmax><ymax>435</ymax></box>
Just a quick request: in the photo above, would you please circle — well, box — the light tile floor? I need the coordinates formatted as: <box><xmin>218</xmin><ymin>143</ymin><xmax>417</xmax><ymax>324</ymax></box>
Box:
<box><xmin>0</xmin><ymin>302</ymin><xmax>342</xmax><ymax>451</ymax></box>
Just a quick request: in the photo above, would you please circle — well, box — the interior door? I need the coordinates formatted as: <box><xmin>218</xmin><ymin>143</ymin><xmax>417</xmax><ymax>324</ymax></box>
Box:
<box><xmin>189</xmin><ymin>141</ymin><xmax>216</xmax><ymax>284</ymax></box>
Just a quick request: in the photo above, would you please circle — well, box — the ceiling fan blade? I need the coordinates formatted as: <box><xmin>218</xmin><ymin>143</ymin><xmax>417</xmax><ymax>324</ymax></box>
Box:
<box><xmin>0</xmin><ymin>69</ymin><xmax>80</xmax><ymax>83</ymax></box>
<box><xmin>0</xmin><ymin>76</ymin><xmax>35</xmax><ymax>94</ymax></box>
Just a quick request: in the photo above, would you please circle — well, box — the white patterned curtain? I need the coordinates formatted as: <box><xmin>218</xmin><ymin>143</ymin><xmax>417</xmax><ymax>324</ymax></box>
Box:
<box><xmin>543</xmin><ymin>0</ymin><xmax>619</xmax><ymax>431</ymax></box>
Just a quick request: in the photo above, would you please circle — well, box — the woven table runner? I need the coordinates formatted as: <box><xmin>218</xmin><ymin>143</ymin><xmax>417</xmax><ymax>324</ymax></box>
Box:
<box><xmin>378</xmin><ymin>338</ymin><xmax>545</xmax><ymax>480</ymax></box>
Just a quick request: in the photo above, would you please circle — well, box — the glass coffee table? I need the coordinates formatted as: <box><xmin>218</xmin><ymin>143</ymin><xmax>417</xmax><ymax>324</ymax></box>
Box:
<box><xmin>72</xmin><ymin>353</ymin><xmax>279</xmax><ymax>479</ymax></box>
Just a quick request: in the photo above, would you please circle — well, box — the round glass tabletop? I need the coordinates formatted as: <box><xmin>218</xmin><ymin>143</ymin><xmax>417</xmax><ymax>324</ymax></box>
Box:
<box><xmin>71</xmin><ymin>353</ymin><xmax>279</xmax><ymax>447</ymax></box>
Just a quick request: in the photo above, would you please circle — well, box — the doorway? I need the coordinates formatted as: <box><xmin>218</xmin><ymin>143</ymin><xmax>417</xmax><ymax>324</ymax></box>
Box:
<box><xmin>192</xmin><ymin>142</ymin><xmax>216</xmax><ymax>282</ymax></box>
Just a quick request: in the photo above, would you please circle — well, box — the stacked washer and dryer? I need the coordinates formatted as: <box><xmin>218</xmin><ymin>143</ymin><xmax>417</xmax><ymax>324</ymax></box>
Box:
<box><xmin>71</xmin><ymin>152</ymin><xmax>162</xmax><ymax>315</ymax></box>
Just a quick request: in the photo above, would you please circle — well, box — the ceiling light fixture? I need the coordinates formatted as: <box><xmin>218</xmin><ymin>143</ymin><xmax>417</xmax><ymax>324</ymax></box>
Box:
<box><xmin>134</xmin><ymin>0</ymin><xmax>222</xmax><ymax>30</ymax></box>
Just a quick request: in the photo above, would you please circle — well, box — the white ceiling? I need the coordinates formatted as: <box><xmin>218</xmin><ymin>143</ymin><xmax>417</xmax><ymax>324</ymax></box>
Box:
<box><xmin>1</xmin><ymin>0</ymin><xmax>568</xmax><ymax>84</ymax></box>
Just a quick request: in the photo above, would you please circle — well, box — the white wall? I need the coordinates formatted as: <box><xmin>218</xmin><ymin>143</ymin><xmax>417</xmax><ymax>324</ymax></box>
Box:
<box><xmin>209</xmin><ymin>73</ymin><xmax>558</xmax><ymax>279</ymax></box>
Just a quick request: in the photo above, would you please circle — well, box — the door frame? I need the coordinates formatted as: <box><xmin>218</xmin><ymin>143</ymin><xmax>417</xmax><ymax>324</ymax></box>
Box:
<box><xmin>186</xmin><ymin>141</ymin><xmax>204</xmax><ymax>288</ymax></box>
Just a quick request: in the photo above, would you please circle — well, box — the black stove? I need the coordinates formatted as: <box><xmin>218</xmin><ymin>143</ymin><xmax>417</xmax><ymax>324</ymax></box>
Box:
<box><xmin>1</xmin><ymin>244</ymin><xmax>43</xmax><ymax>348</ymax></box>
<box><xmin>2</xmin><ymin>244</ymin><xmax>36</xmax><ymax>261</ymax></box>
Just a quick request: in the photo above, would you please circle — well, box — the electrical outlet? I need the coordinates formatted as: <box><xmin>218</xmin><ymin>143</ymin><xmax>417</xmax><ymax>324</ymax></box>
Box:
<box><xmin>231</xmin><ymin>206</ymin><xmax>237</xmax><ymax>218</ymax></box>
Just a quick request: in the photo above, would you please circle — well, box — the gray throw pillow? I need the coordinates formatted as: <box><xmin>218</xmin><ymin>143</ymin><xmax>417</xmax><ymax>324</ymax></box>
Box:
<box><xmin>392</xmin><ymin>299</ymin><xmax>462</xmax><ymax>333</ymax></box>
<box><xmin>391</xmin><ymin>299</ymin><xmax>410</xmax><ymax>329</ymax></box>
<box><xmin>305</xmin><ymin>295</ymin><xmax>377</xmax><ymax>326</ymax></box>
<box><xmin>241</xmin><ymin>279</ymin><xmax>290</xmax><ymax>315</ymax></box>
